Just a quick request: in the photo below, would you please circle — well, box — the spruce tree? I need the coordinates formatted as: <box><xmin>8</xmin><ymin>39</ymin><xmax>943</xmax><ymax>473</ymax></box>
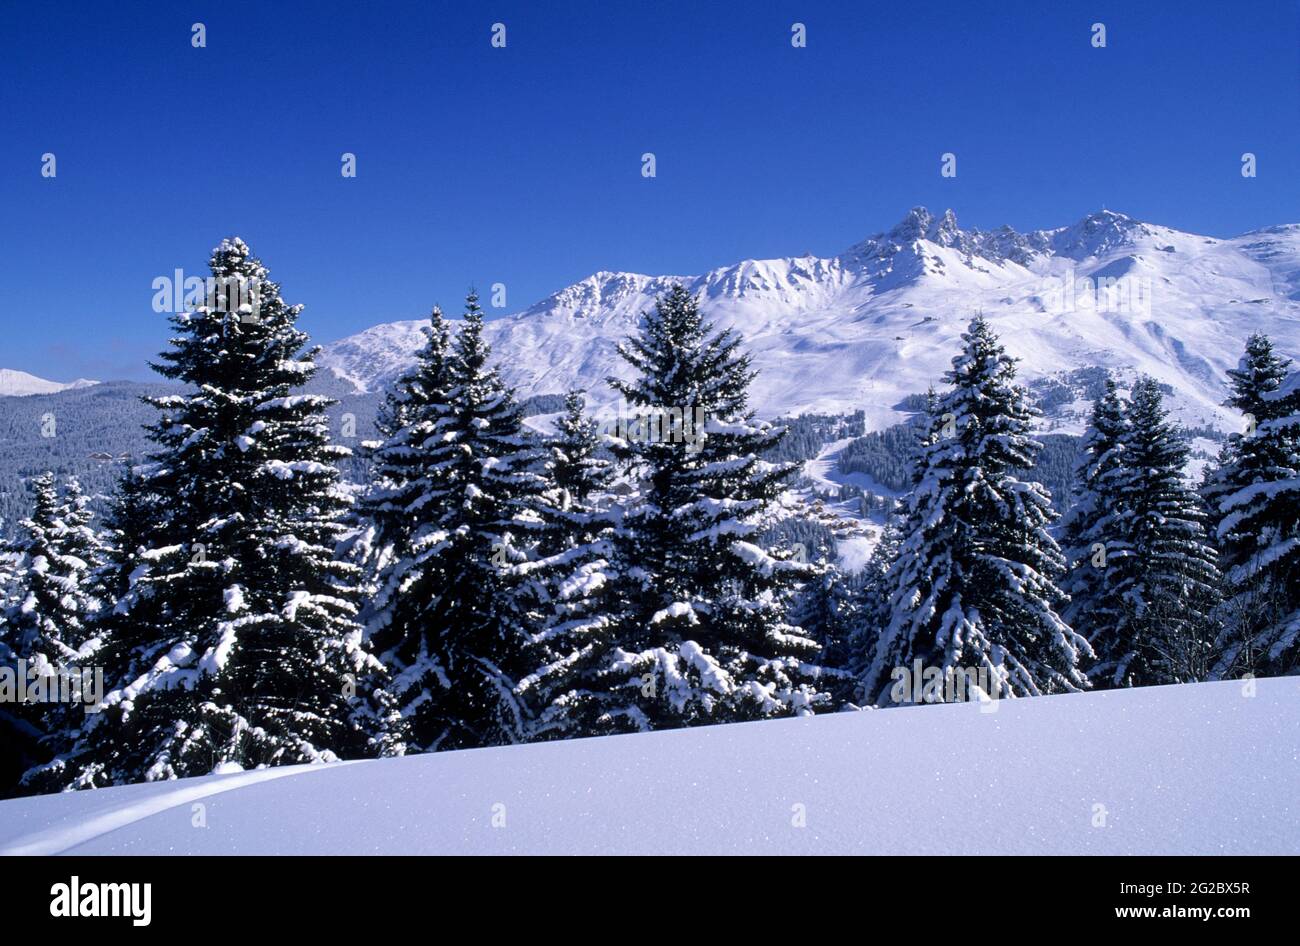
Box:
<box><xmin>362</xmin><ymin>293</ymin><xmax>545</xmax><ymax>752</ymax></box>
<box><xmin>513</xmin><ymin>390</ymin><xmax>621</xmax><ymax>739</ymax></box>
<box><xmin>844</xmin><ymin>518</ymin><xmax>901</xmax><ymax>680</ymax></box>
<box><xmin>86</xmin><ymin>466</ymin><xmax>160</xmax><ymax>610</ymax></box>
<box><xmin>552</xmin><ymin>284</ymin><xmax>827</xmax><ymax>732</ymax></box>
<box><xmin>28</xmin><ymin>238</ymin><xmax>374</xmax><ymax>791</ymax></box>
<box><xmin>1059</xmin><ymin>379</ymin><xmax>1129</xmax><ymax>651</ymax></box>
<box><xmin>1</xmin><ymin>474</ymin><xmax>102</xmax><ymax>665</ymax></box>
<box><xmin>354</xmin><ymin>307</ymin><xmax>458</xmax><ymax>565</ymax></box>
<box><xmin>1099</xmin><ymin>377</ymin><xmax>1221</xmax><ymax>685</ymax></box>
<box><xmin>862</xmin><ymin>316</ymin><xmax>1090</xmax><ymax>705</ymax></box>
<box><xmin>349</xmin><ymin>306</ymin><xmax>460</xmax><ymax>754</ymax></box>
<box><xmin>794</xmin><ymin>551</ymin><xmax>868</xmax><ymax>708</ymax></box>
<box><xmin>0</xmin><ymin>474</ymin><xmax>104</xmax><ymax>792</ymax></box>
<box><xmin>848</xmin><ymin>395</ymin><xmax>940</xmax><ymax>694</ymax></box>
<box><xmin>542</xmin><ymin>390</ymin><xmax>613</xmax><ymax>550</ymax></box>
<box><xmin>0</xmin><ymin>534</ymin><xmax>21</xmax><ymax>795</ymax></box>
<box><xmin>1202</xmin><ymin>336</ymin><xmax>1300</xmax><ymax>677</ymax></box>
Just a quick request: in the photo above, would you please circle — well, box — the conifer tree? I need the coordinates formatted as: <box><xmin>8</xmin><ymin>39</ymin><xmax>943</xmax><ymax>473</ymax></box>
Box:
<box><xmin>0</xmin><ymin>474</ymin><xmax>104</xmax><ymax>792</ymax></box>
<box><xmin>85</xmin><ymin>466</ymin><xmax>159</xmax><ymax>610</ymax></box>
<box><xmin>1</xmin><ymin>474</ymin><xmax>102</xmax><ymax>665</ymax></box>
<box><xmin>542</xmin><ymin>390</ymin><xmax>613</xmax><ymax>550</ymax></box>
<box><xmin>1059</xmin><ymin>379</ymin><xmax>1129</xmax><ymax>649</ymax></box>
<box><xmin>542</xmin><ymin>285</ymin><xmax>827</xmax><ymax>733</ymax></box>
<box><xmin>354</xmin><ymin>308</ymin><xmax>457</xmax><ymax>563</ymax></box>
<box><xmin>348</xmin><ymin>307</ymin><xmax>460</xmax><ymax>754</ymax></box>
<box><xmin>513</xmin><ymin>391</ymin><xmax>620</xmax><ymax>739</ymax></box>
<box><xmin>848</xmin><ymin>394</ymin><xmax>941</xmax><ymax>691</ymax></box>
<box><xmin>863</xmin><ymin>316</ymin><xmax>1090</xmax><ymax>705</ymax></box>
<box><xmin>28</xmin><ymin>238</ymin><xmax>374</xmax><ymax>791</ymax></box>
<box><xmin>794</xmin><ymin>551</ymin><xmax>868</xmax><ymax>708</ymax></box>
<box><xmin>362</xmin><ymin>294</ymin><xmax>545</xmax><ymax>752</ymax></box>
<box><xmin>843</xmin><ymin>518</ymin><xmax>900</xmax><ymax>680</ymax></box>
<box><xmin>1099</xmin><ymin>377</ymin><xmax>1221</xmax><ymax>685</ymax></box>
<box><xmin>1202</xmin><ymin>335</ymin><xmax>1300</xmax><ymax>676</ymax></box>
<box><xmin>0</xmin><ymin>531</ymin><xmax>23</xmax><ymax>796</ymax></box>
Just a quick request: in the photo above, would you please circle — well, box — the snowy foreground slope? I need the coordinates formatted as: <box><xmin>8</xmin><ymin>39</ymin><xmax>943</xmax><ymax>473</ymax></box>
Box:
<box><xmin>320</xmin><ymin>208</ymin><xmax>1300</xmax><ymax>433</ymax></box>
<box><xmin>1</xmin><ymin>679</ymin><xmax>1295</xmax><ymax>855</ymax></box>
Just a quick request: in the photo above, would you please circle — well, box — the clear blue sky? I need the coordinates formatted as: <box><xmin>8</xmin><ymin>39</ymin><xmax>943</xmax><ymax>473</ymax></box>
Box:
<box><xmin>2</xmin><ymin>0</ymin><xmax>1298</xmax><ymax>381</ymax></box>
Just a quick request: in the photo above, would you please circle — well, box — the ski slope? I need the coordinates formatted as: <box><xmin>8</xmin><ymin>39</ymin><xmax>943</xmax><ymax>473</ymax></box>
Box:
<box><xmin>1</xmin><ymin>678</ymin><xmax>1294</xmax><ymax>855</ymax></box>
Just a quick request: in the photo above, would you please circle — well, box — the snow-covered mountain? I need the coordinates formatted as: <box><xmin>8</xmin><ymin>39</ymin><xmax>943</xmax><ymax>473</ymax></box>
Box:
<box><xmin>0</xmin><ymin>369</ymin><xmax>97</xmax><ymax>398</ymax></box>
<box><xmin>319</xmin><ymin>208</ymin><xmax>1300</xmax><ymax>434</ymax></box>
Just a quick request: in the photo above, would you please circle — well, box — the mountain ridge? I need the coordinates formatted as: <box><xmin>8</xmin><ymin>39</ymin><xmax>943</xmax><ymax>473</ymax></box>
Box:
<box><xmin>0</xmin><ymin>369</ymin><xmax>98</xmax><ymax>398</ymax></box>
<box><xmin>316</xmin><ymin>207</ymin><xmax>1300</xmax><ymax>433</ymax></box>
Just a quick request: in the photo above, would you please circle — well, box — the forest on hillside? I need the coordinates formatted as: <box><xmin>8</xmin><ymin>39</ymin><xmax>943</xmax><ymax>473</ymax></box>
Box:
<box><xmin>2</xmin><ymin>239</ymin><xmax>1298</xmax><ymax>797</ymax></box>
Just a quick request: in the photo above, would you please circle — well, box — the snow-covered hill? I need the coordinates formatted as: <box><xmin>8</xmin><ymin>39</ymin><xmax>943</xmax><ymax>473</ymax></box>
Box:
<box><xmin>0</xmin><ymin>369</ymin><xmax>97</xmax><ymax>398</ymax></box>
<box><xmin>319</xmin><ymin>209</ymin><xmax>1300</xmax><ymax>433</ymax></box>
<box><xmin>1</xmin><ymin>678</ymin><xmax>1293</xmax><ymax>855</ymax></box>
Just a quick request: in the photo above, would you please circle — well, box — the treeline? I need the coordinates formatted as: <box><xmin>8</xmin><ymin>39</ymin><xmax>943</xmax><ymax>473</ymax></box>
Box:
<box><xmin>0</xmin><ymin>382</ymin><xmax>168</xmax><ymax>538</ymax></box>
<box><xmin>762</xmin><ymin>410</ymin><xmax>866</xmax><ymax>463</ymax></box>
<box><xmin>2</xmin><ymin>238</ymin><xmax>1297</xmax><ymax>796</ymax></box>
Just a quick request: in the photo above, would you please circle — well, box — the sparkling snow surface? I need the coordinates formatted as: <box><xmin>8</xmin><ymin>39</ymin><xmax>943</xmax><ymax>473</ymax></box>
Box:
<box><xmin>0</xmin><ymin>678</ymin><xmax>1295</xmax><ymax>855</ymax></box>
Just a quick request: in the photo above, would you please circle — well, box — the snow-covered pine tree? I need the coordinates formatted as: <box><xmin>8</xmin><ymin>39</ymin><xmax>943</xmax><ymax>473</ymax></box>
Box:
<box><xmin>792</xmin><ymin>551</ymin><xmax>868</xmax><ymax>709</ymax></box>
<box><xmin>1059</xmin><ymin>379</ymin><xmax>1129</xmax><ymax>655</ymax></box>
<box><xmin>565</xmin><ymin>284</ymin><xmax>826</xmax><ymax>732</ymax></box>
<box><xmin>1202</xmin><ymin>335</ymin><xmax>1300</xmax><ymax>677</ymax></box>
<box><xmin>0</xmin><ymin>473</ymin><xmax>103</xmax><ymax>666</ymax></box>
<box><xmin>85</xmin><ymin>465</ymin><xmax>159</xmax><ymax>611</ymax></box>
<box><xmin>27</xmin><ymin>238</ymin><xmax>375</xmax><ymax>792</ymax></box>
<box><xmin>513</xmin><ymin>390</ymin><xmax>621</xmax><ymax>739</ymax></box>
<box><xmin>371</xmin><ymin>311</ymin><xmax>457</xmax><ymax>448</ymax></box>
<box><xmin>843</xmin><ymin>517</ymin><xmax>901</xmax><ymax>682</ymax></box>
<box><xmin>0</xmin><ymin>473</ymin><xmax>104</xmax><ymax>792</ymax></box>
<box><xmin>847</xmin><ymin>391</ymin><xmax>942</xmax><ymax>689</ymax></box>
<box><xmin>362</xmin><ymin>293</ymin><xmax>545</xmax><ymax>752</ymax></box>
<box><xmin>1099</xmin><ymin>376</ymin><xmax>1221</xmax><ymax>685</ymax></box>
<box><xmin>791</xmin><ymin>547</ymin><xmax>853</xmax><ymax>662</ymax></box>
<box><xmin>354</xmin><ymin>307</ymin><xmax>457</xmax><ymax>564</ymax></box>
<box><xmin>0</xmin><ymin>533</ymin><xmax>16</xmax><ymax>600</ymax></box>
<box><xmin>540</xmin><ymin>390</ymin><xmax>613</xmax><ymax>552</ymax></box>
<box><xmin>0</xmin><ymin>531</ymin><xmax>20</xmax><ymax>796</ymax></box>
<box><xmin>862</xmin><ymin>316</ymin><xmax>1091</xmax><ymax>706</ymax></box>
<box><xmin>348</xmin><ymin>306</ymin><xmax>460</xmax><ymax>754</ymax></box>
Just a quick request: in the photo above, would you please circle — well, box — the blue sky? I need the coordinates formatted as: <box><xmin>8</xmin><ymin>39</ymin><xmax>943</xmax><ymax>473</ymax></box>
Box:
<box><xmin>2</xmin><ymin>0</ymin><xmax>1298</xmax><ymax>381</ymax></box>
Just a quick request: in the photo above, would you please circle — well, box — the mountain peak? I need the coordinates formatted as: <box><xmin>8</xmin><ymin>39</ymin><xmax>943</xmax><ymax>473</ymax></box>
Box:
<box><xmin>1051</xmin><ymin>208</ymin><xmax>1150</xmax><ymax>259</ymax></box>
<box><xmin>856</xmin><ymin>207</ymin><xmax>1050</xmax><ymax>269</ymax></box>
<box><xmin>1075</xmin><ymin>207</ymin><xmax>1138</xmax><ymax>231</ymax></box>
<box><xmin>885</xmin><ymin>206</ymin><xmax>963</xmax><ymax>246</ymax></box>
<box><xmin>0</xmin><ymin>369</ymin><xmax>98</xmax><ymax>397</ymax></box>
<box><xmin>320</xmin><ymin>207</ymin><xmax>1300</xmax><ymax>426</ymax></box>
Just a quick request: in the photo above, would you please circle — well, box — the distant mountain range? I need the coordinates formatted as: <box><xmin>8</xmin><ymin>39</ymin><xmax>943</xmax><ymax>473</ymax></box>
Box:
<box><xmin>5</xmin><ymin>206</ymin><xmax>1299</xmax><ymax>538</ymax></box>
<box><xmin>317</xmin><ymin>207</ymin><xmax>1300</xmax><ymax>433</ymax></box>
<box><xmin>0</xmin><ymin>370</ymin><xmax>97</xmax><ymax>398</ymax></box>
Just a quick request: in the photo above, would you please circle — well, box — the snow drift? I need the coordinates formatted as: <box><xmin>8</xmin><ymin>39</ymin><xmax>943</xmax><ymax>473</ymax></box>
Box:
<box><xmin>0</xmin><ymin>677</ymin><xmax>1294</xmax><ymax>855</ymax></box>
